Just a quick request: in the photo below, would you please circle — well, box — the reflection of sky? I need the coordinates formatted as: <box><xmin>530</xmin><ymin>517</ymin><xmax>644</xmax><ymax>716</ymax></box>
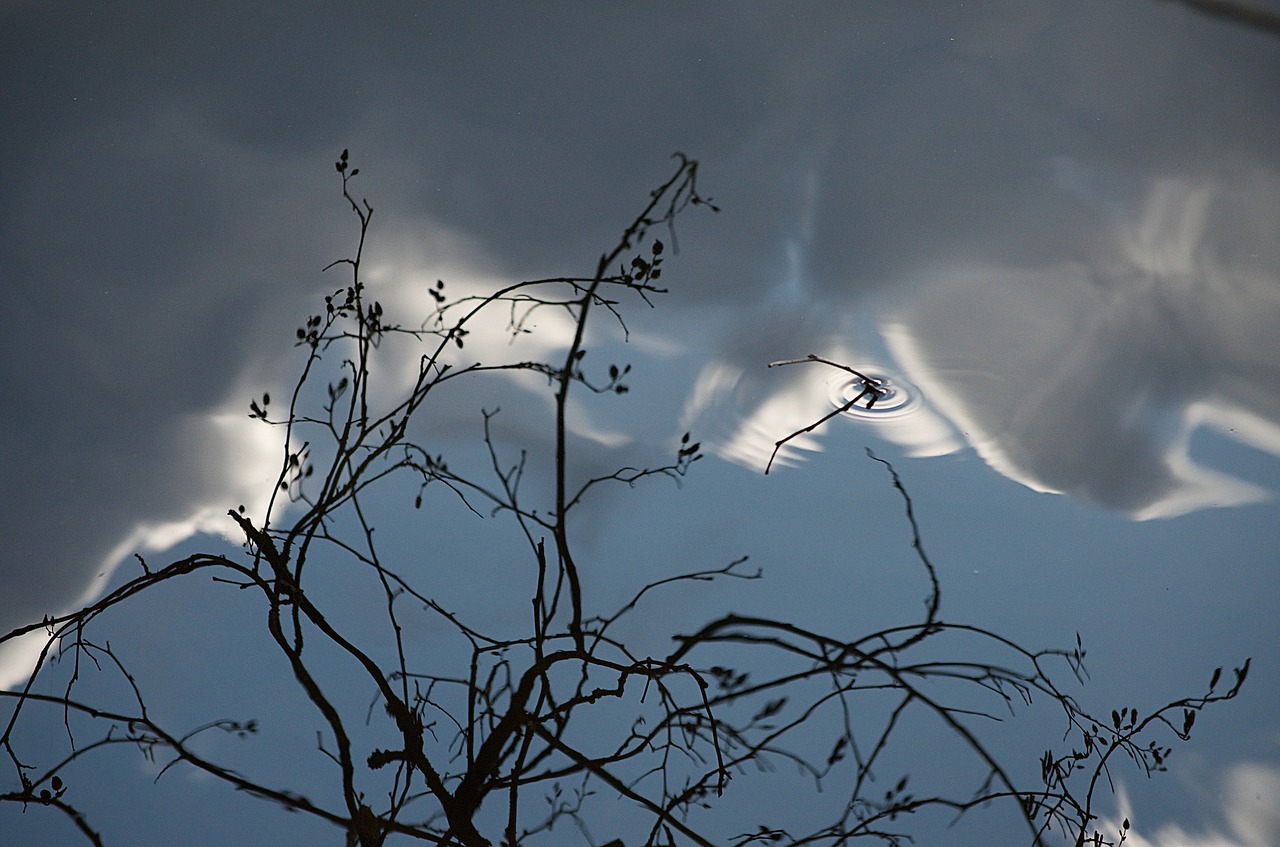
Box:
<box><xmin>3</xmin><ymin>3</ymin><xmax>1279</xmax><ymax>845</ymax></box>
<box><xmin>702</xmin><ymin>172</ymin><xmax>1280</xmax><ymax>518</ymax></box>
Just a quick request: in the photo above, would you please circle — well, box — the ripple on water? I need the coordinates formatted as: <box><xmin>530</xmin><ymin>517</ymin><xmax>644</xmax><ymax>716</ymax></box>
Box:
<box><xmin>826</xmin><ymin>370</ymin><xmax>923</xmax><ymax>421</ymax></box>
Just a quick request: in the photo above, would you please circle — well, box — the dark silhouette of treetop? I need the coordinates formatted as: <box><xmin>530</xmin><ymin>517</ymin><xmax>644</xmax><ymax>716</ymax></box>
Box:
<box><xmin>0</xmin><ymin>152</ymin><xmax>1248</xmax><ymax>847</ymax></box>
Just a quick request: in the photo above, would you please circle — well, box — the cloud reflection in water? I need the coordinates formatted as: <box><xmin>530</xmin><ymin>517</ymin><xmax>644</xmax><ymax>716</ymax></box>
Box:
<box><xmin>691</xmin><ymin>173</ymin><xmax>1280</xmax><ymax>519</ymax></box>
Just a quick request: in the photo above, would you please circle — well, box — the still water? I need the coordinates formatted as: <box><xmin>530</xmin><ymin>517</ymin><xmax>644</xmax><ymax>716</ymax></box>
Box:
<box><xmin>3</xmin><ymin>4</ymin><xmax>1278</xmax><ymax>845</ymax></box>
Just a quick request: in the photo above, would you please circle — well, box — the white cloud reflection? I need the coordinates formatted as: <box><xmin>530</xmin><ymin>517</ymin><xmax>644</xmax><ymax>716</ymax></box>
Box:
<box><xmin>0</xmin><ymin>446</ymin><xmax>283</xmax><ymax>688</ymax></box>
<box><xmin>0</xmin><ymin>211</ymin><xmax>614</xmax><ymax>691</ymax></box>
<box><xmin>694</xmin><ymin>170</ymin><xmax>1280</xmax><ymax>519</ymax></box>
<box><xmin>0</xmin><ymin>400</ymin><xmax>287</xmax><ymax>690</ymax></box>
<box><xmin>1108</xmin><ymin>763</ymin><xmax>1280</xmax><ymax>847</ymax></box>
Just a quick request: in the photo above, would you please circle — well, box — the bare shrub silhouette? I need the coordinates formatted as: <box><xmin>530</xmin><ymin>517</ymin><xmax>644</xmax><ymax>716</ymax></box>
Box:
<box><xmin>1</xmin><ymin>153</ymin><xmax>1249</xmax><ymax>847</ymax></box>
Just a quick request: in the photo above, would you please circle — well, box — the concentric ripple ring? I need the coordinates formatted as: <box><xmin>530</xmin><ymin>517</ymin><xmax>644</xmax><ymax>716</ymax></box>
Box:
<box><xmin>826</xmin><ymin>370</ymin><xmax>922</xmax><ymax>421</ymax></box>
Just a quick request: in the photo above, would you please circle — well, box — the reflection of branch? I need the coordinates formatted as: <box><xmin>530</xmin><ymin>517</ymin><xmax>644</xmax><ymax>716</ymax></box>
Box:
<box><xmin>764</xmin><ymin>355</ymin><xmax>887</xmax><ymax>474</ymax></box>
<box><xmin>529</xmin><ymin>721</ymin><xmax>718</xmax><ymax>847</ymax></box>
<box><xmin>1</xmin><ymin>688</ymin><xmax>353</xmax><ymax>831</ymax></box>
<box><xmin>553</xmin><ymin>155</ymin><xmax>711</xmax><ymax>651</ymax></box>
<box><xmin>2</xmin><ymin>153</ymin><xmax>1249</xmax><ymax>847</ymax></box>
<box><xmin>865</xmin><ymin>448</ymin><xmax>940</xmax><ymax>626</ymax></box>
<box><xmin>1164</xmin><ymin>0</ymin><xmax>1280</xmax><ymax>35</ymax></box>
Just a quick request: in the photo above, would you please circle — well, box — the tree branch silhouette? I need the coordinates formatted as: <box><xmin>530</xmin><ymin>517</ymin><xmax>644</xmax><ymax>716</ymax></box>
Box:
<box><xmin>1</xmin><ymin>153</ymin><xmax>1247</xmax><ymax>847</ymax></box>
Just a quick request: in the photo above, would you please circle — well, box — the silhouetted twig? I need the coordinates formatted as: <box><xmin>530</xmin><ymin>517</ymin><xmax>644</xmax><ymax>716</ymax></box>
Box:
<box><xmin>0</xmin><ymin>153</ymin><xmax>1247</xmax><ymax>847</ymax></box>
